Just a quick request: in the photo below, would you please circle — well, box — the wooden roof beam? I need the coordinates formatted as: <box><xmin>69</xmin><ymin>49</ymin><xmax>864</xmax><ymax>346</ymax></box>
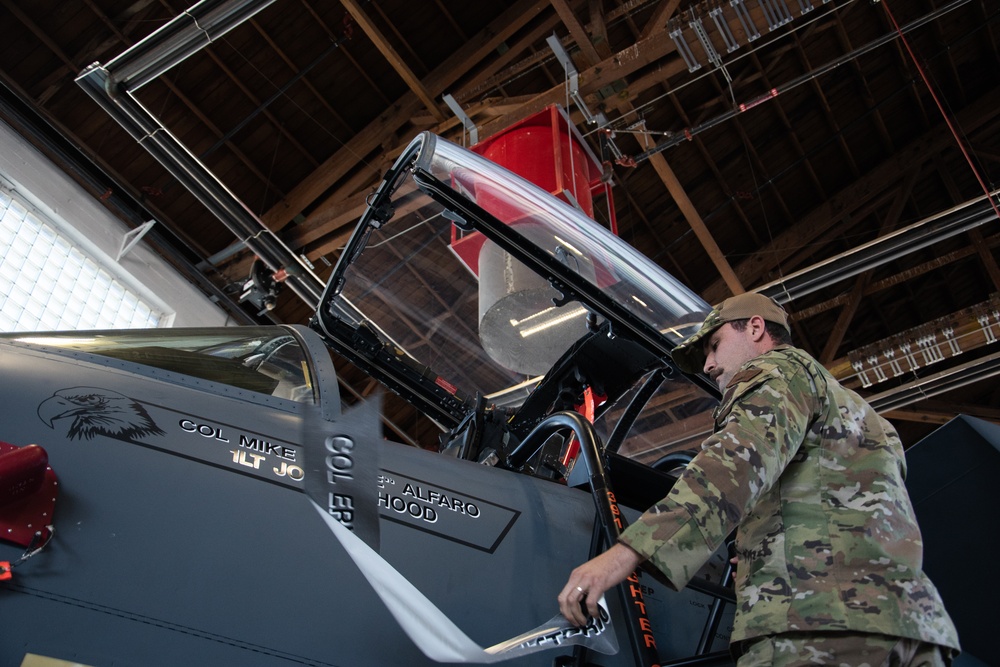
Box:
<box><xmin>647</xmin><ymin>151</ymin><xmax>745</xmax><ymax>295</ymax></box>
<box><xmin>749</xmin><ymin>51</ymin><xmax>827</xmax><ymax>200</ymax></box>
<box><xmin>339</xmin><ymin>0</ymin><xmax>445</xmax><ymax>123</ymax></box>
<box><xmin>479</xmin><ymin>23</ymin><xmax>687</xmax><ymax>139</ymax></box>
<box><xmin>251</xmin><ymin>14</ymin><xmax>353</xmax><ymax>134</ymax></box>
<box><xmin>589</xmin><ymin>0</ymin><xmax>609</xmax><ymax>54</ymax></box>
<box><xmin>817</xmin><ymin>166</ymin><xmax>920</xmax><ymax>363</ymax></box>
<box><xmin>193</xmin><ymin>47</ymin><xmax>320</xmax><ymax>168</ymax></box>
<box><xmin>261</xmin><ymin>0</ymin><xmax>549</xmax><ymax>231</ymax></box>
<box><xmin>10</xmin><ymin>0</ymin><xmax>286</xmax><ymax>195</ymax></box>
<box><xmin>702</xmin><ymin>86</ymin><xmax>1000</xmax><ymax>303</ymax></box>
<box><xmin>825</xmin><ymin>295</ymin><xmax>1000</xmax><ymax>386</ymax></box>
<box><xmin>432</xmin><ymin>0</ymin><xmax>467</xmax><ymax>41</ymax></box>
<box><xmin>549</xmin><ymin>0</ymin><xmax>607</xmax><ymax>67</ymax></box>
<box><xmin>368</xmin><ymin>1</ymin><xmax>429</xmax><ymax>74</ymax></box>
<box><xmin>605</xmin><ymin>83</ymin><xmax>743</xmax><ymax>295</ymax></box>
<box><xmin>885</xmin><ymin>400</ymin><xmax>1000</xmax><ymax>424</ymax></box>
<box><xmin>934</xmin><ymin>155</ymin><xmax>1000</xmax><ymax>293</ymax></box>
<box><xmin>299</xmin><ymin>1</ymin><xmax>392</xmax><ymax>106</ymax></box>
<box><xmin>831</xmin><ymin>10</ymin><xmax>895</xmax><ymax>154</ymax></box>
<box><xmin>452</xmin><ymin>15</ymin><xmax>564</xmax><ymax>104</ymax></box>
<box><xmin>794</xmin><ymin>232</ymin><xmax>1000</xmax><ymax>321</ymax></box>
<box><xmin>34</xmin><ymin>0</ymin><xmax>160</xmax><ymax>105</ymax></box>
<box><xmin>639</xmin><ymin>0</ymin><xmax>683</xmax><ymax>40</ymax></box>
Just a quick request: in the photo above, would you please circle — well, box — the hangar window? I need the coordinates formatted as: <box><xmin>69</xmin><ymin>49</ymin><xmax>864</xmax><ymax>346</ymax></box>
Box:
<box><xmin>0</xmin><ymin>187</ymin><xmax>165</xmax><ymax>332</ymax></box>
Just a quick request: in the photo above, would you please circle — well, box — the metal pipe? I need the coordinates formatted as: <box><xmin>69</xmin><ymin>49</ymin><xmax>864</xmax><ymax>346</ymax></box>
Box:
<box><xmin>868</xmin><ymin>348</ymin><xmax>1000</xmax><ymax>413</ymax></box>
<box><xmin>634</xmin><ymin>0</ymin><xmax>972</xmax><ymax>163</ymax></box>
<box><xmin>76</xmin><ymin>60</ymin><xmax>325</xmax><ymax>309</ymax></box>
<box><xmin>758</xmin><ymin>191</ymin><xmax>1000</xmax><ymax>304</ymax></box>
<box><xmin>105</xmin><ymin>0</ymin><xmax>279</xmax><ymax>92</ymax></box>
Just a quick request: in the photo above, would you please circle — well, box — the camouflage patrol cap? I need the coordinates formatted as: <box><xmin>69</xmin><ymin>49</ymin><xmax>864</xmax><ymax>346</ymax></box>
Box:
<box><xmin>671</xmin><ymin>292</ymin><xmax>790</xmax><ymax>374</ymax></box>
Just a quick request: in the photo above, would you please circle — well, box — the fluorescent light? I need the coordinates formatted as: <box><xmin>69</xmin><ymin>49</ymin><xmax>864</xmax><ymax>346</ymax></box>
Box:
<box><xmin>519</xmin><ymin>306</ymin><xmax>587</xmax><ymax>337</ymax></box>
<box><xmin>553</xmin><ymin>236</ymin><xmax>584</xmax><ymax>256</ymax></box>
<box><xmin>509</xmin><ymin>306</ymin><xmax>557</xmax><ymax>327</ymax></box>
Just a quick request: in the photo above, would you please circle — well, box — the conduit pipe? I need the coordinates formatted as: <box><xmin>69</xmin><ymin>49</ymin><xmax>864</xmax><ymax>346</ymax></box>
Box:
<box><xmin>104</xmin><ymin>0</ymin><xmax>279</xmax><ymax>91</ymax></box>
<box><xmin>637</xmin><ymin>349</ymin><xmax>1000</xmax><ymax>462</ymax></box>
<box><xmin>75</xmin><ymin>0</ymin><xmax>324</xmax><ymax>309</ymax></box>
<box><xmin>868</xmin><ymin>349</ymin><xmax>1000</xmax><ymax>414</ymax></box>
<box><xmin>757</xmin><ymin>189</ymin><xmax>1000</xmax><ymax>304</ymax></box>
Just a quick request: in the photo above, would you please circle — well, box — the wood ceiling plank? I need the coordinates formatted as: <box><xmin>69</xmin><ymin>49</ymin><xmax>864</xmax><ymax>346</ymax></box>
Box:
<box><xmin>33</xmin><ymin>0</ymin><xmax>161</xmax><ymax>104</ymax></box>
<box><xmin>818</xmin><ymin>166</ymin><xmax>919</xmax><ymax>363</ymax></box>
<box><xmin>298</xmin><ymin>0</ymin><xmax>392</xmax><ymax>106</ymax></box>
<box><xmin>592</xmin><ymin>0</ymin><xmax>743</xmax><ymax>297</ymax></box>
<box><xmin>831</xmin><ymin>10</ymin><xmax>894</xmax><ymax>155</ymax></box>
<box><xmin>452</xmin><ymin>15</ymin><xmax>564</xmax><ymax>105</ymax></box>
<box><xmin>934</xmin><ymin>155</ymin><xmax>1000</xmax><ymax>294</ymax></box>
<box><xmin>432</xmin><ymin>0</ymin><xmax>467</xmax><ymax>41</ymax></box>
<box><xmin>702</xmin><ymin>86</ymin><xmax>1000</xmax><ymax>304</ymax></box>
<box><xmin>589</xmin><ymin>0</ymin><xmax>609</xmax><ymax>54</ymax></box>
<box><xmin>638</xmin><ymin>0</ymin><xmax>682</xmax><ymax>40</ymax></box>
<box><xmin>666</xmin><ymin>93</ymin><xmax>760</xmax><ymax>247</ymax></box>
<box><xmin>969</xmin><ymin>227</ymin><xmax>1000</xmax><ymax>292</ymax></box>
<box><xmin>647</xmin><ymin>150</ymin><xmax>745</xmax><ymax>295</ymax></box>
<box><xmin>0</xmin><ymin>0</ymin><xmax>78</xmax><ymax>70</ymax></box>
<box><xmin>794</xmin><ymin>233</ymin><xmax>1000</xmax><ymax>321</ymax></box>
<box><xmin>5</xmin><ymin>0</ymin><xmax>293</xmax><ymax>200</ymax></box>
<box><xmin>247</xmin><ymin>17</ymin><xmax>354</xmax><ymax>137</ymax></box>
<box><xmin>195</xmin><ymin>47</ymin><xmax>320</xmax><ymax>168</ymax></box>
<box><xmin>478</xmin><ymin>25</ymin><xmax>686</xmax><ymax>140</ymax></box>
<box><xmin>368</xmin><ymin>0</ymin><xmax>429</xmax><ymax>74</ymax></box>
<box><xmin>879</xmin><ymin>409</ymin><xmax>954</xmax><ymax>425</ymax></box>
<box><xmin>549</xmin><ymin>0</ymin><xmax>603</xmax><ymax>66</ymax></box>
<box><xmin>261</xmin><ymin>0</ymin><xmax>549</xmax><ymax>232</ymax></box>
<box><xmin>825</xmin><ymin>294</ymin><xmax>1000</xmax><ymax>387</ymax></box>
<box><xmin>748</xmin><ymin>51</ymin><xmax>826</xmax><ymax>201</ymax></box>
<box><xmin>339</xmin><ymin>0</ymin><xmax>445</xmax><ymax>122</ymax></box>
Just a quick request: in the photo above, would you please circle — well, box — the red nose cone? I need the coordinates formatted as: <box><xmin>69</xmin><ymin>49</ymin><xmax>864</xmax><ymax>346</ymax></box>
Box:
<box><xmin>0</xmin><ymin>444</ymin><xmax>48</xmax><ymax>507</ymax></box>
<box><xmin>0</xmin><ymin>442</ymin><xmax>58</xmax><ymax>548</ymax></box>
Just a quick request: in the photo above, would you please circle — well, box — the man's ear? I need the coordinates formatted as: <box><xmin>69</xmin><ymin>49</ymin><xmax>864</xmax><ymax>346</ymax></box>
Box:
<box><xmin>748</xmin><ymin>315</ymin><xmax>768</xmax><ymax>342</ymax></box>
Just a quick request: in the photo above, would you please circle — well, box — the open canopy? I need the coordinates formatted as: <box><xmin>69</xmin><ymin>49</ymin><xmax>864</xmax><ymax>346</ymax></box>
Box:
<box><xmin>315</xmin><ymin>132</ymin><xmax>719</xmax><ymax>462</ymax></box>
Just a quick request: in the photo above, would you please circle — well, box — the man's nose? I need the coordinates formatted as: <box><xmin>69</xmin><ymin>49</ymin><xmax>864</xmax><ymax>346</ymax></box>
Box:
<box><xmin>703</xmin><ymin>355</ymin><xmax>715</xmax><ymax>375</ymax></box>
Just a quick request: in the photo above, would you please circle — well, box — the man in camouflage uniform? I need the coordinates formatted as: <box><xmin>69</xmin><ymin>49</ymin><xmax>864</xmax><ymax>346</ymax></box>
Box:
<box><xmin>558</xmin><ymin>293</ymin><xmax>959</xmax><ymax>666</ymax></box>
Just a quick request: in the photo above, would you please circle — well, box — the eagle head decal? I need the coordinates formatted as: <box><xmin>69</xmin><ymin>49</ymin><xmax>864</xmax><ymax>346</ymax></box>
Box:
<box><xmin>38</xmin><ymin>387</ymin><xmax>166</xmax><ymax>442</ymax></box>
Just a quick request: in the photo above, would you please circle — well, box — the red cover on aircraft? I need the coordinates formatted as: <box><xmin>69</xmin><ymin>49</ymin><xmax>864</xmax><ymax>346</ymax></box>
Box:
<box><xmin>0</xmin><ymin>442</ymin><xmax>57</xmax><ymax>547</ymax></box>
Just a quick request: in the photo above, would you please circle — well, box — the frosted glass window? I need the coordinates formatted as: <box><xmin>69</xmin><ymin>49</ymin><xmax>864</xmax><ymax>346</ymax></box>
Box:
<box><xmin>0</xmin><ymin>190</ymin><xmax>164</xmax><ymax>332</ymax></box>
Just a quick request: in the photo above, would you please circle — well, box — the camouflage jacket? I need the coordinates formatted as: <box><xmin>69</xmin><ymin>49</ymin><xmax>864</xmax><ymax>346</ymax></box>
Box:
<box><xmin>619</xmin><ymin>345</ymin><xmax>960</xmax><ymax>648</ymax></box>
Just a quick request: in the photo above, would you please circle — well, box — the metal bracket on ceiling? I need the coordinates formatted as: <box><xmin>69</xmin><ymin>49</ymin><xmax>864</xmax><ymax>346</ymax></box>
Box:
<box><xmin>689</xmin><ymin>10</ymin><xmax>723</xmax><ymax>69</ymax></box>
<box><xmin>669</xmin><ymin>22</ymin><xmax>702</xmax><ymax>72</ymax></box>
<box><xmin>117</xmin><ymin>220</ymin><xmax>156</xmax><ymax>262</ymax></box>
<box><xmin>709</xmin><ymin>6</ymin><xmax>741</xmax><ymax>54</ymax></box>
<box><xmin>730</xmin><ymin>0</ymin><xmax>761</xmax><ymax>42</ymax></box>
<box><xmin>594</xmin><ymin>112</ymin><xmax>624</xmax><ymax>162</ymax></box>
<box><xmin>545</xmin><ymin>34</ymin><xmax>598</xmax><ymax>126</ymax></box>
<box><xmin>442</xmin><ymin>94</ymin><xmax>478</xmax><ymax>146</ymax></box>
<box><xmin>759</xmin><ymin>0</ymin><xmax>795</xmax><ymax>31</ymax></box>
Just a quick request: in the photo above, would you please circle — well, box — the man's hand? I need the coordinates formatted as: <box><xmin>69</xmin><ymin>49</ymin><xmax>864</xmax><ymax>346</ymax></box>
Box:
<box><xmin>558</xmin><ymin>542</ymin><xmax>644</xmax><ymax>626</ymax></box>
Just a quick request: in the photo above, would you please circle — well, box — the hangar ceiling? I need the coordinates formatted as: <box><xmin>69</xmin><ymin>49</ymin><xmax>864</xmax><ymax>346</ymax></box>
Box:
<box><xmin>0</xmin><ymin>0</ymin><xmax>998</xmax><ymax>450</ymax></box>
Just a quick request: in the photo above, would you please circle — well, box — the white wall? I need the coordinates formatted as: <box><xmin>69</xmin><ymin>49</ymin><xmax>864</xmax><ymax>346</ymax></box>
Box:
<box><xmin>0</xmin><ymin>119</ymin><xmax>234</xmax><ymax>328</ymax></box>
